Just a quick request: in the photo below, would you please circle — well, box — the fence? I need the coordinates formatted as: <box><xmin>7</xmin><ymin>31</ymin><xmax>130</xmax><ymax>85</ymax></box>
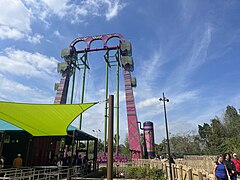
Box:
<box><xmin>0</xmin><ymin>164</ymin><xmax>91</xmax><ymax>180</ymax></box>
<box><xmin>132</xmin><ymin>159</ymin><xmax>215</xmax><ymax>180</ymax></box>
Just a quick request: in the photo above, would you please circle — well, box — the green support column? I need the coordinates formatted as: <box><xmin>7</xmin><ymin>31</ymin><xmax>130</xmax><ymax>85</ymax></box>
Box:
<box><xmin>70</xmin><ymin>59</ymin><xmax>76</xmax><ymax>104</ymax></box>
<box><xmin>70</xmin><ymin>57</ymin><xmax>77</xmax><ymax>164</ymax></box>
<box><xmin>116</xmin><ymin>50</ymin><xmax>120</xmax><ymax>156</ymax></box>
<box><xmin>104</xmin><ymin>51</ymin><xmax>109</xmax><ymax>155</ymax></box>
<box><xmin>79</xmin><ymin>51</ymin><xmax>88</xmax><ymax>130</ymax></box>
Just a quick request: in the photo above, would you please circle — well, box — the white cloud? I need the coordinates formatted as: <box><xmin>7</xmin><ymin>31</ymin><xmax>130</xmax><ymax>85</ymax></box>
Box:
<box><xmin>0</xmin><ymin>0</ymin><xmax>31</xmax><ymax>40</ymax></box>
<box><xmin>164</xmin><ymin>23</ymin><xmax>213</xmax><ymax>90</ymax></box>
<box><xmin>170</xmin><ymin>90</ymin><xmax>199</xmax><ymax>105</ymax></box>
<box><xmin>136</xmin><ymin>47</ymin><xmax>167</xmax><ymax>97</ymax></box>
<box><xmin>0</xmin><ymin>0</ymin><xmax>44</xmax><ymax>43</ymax></box>
<box><xmin>53</xmin><ymin>30</ymin><xmax>63</xmax><ymax>38</ymax></box>
<box><xmin>142</xmin><ymin>48</ymin><xmax>165</xmax><ymax>82</ymax></box>
<box><xmin>0</xmin><ymin>26</ymin><xmax>25</xmax><ymax>40</ymax></box>
<box><xmin>0</xmin><ymin>0</ymin><xmax>125</xmax><ymax>41</ymax></box>
<box><xmin>105</xmin><ymin>0</ymin><xmax>126</xmax><ymax>21</ymax></box>
<box><xmin>0</xmin><ymin>48</ymin><xmax>59</xmax><ymax>79</ymax></box>
<box><xmin>0</xmin><ymin>0</ymin><xmax>31</xmax><ymax>32</ymax></box>
<box><xmin>187</xmin><ymin>23</ymin><xmax>212</xmax><ymax>70</ymax></box>
<box><xmin>137</xmin><ymin>97</ymin><xmax>160</xmax><ymax>109</ymax></box>
<box><xmin>0</xmin><ymin>74</ymin><xmax>54</xmax><ymax>103</ymax></box>
<box><xmin>27</xmin><ymin>33</ymin><xmax>43</xmax><ymax>44</ymax></box>
<box><xmin>40</xmin><ymin>0</ymin><xmax>69</xmax><ymax>17</ymax></box>
<box><xmin>23</xmin><ymin>0</ymin><xmax>126</xmax><ymax>24</ymax></box>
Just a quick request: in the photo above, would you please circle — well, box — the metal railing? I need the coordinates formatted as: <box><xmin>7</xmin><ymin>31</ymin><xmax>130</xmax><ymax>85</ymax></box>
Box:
<box><xmin>0</xmin><ymin>164</ymin><xmax>91</xmax><ymax>180</ymax></box>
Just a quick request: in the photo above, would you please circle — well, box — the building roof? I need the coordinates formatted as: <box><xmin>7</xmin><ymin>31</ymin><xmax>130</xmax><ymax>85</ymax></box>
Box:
<box><xmin>0</xmin><ymin>120</ymin><xmax>97</xmax><ymax>140</ymax></box>
<box><xmin>0</xmin><ymin>101</ymin><xmax>96</xmax><ymax>136</ymax></box>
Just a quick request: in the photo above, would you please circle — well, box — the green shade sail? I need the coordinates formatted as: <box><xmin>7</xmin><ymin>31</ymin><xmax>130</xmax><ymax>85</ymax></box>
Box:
<box><xmin>0</xmin><ymin>101</ymin><xmax>96</xmax><ymax>136</ymax></box>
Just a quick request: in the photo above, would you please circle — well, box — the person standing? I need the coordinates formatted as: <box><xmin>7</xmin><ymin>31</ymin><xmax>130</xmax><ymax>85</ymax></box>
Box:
<box><xmin>213</xmin><ymin>154</ymin><xmax>229</xmax><ymax>180</ymax></box>
<box><xmin>223</xmin><ymin>153</ymin><xmax>236</xmax><ymax>180</ymax></box>
<box><xmin>0</xmin><ymin>156</ymin><xmax>4</xmax><ymax>169</ymax></box>
<box><xmin>57</xmin><ymin>156</ymin><xmax>63</xmax><ymax>167</ymax></box>
<box><xmin>13</xmin><ymin>154</ymin><xmax>23</xmax><ymax>168</ymax></box>
<box><xmin>231</xmin><ymin>153</ymin><xmax>240</xmax><ymax>176</ymax></box>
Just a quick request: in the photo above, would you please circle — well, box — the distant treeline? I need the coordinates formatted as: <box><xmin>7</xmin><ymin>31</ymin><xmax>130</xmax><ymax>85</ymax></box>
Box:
<box><xmin>156</xmin><ymin>105</ymin><xmax>240</xmax><ymax>157</ymax></box>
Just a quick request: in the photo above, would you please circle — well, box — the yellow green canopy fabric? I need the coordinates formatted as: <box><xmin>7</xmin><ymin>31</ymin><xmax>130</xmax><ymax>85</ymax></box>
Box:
<box><xmin>0</xmin><ymin>101</ymin><xmax>96</xmax><ymax>136</ymax></box>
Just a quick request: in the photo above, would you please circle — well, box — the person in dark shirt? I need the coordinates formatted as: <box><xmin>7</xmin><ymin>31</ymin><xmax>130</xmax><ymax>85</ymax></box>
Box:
<box><xmin>223</xmin><ymin>153</ymin><xmax>236</xmax><ymax>180</ymax></box>
<box><xmin>77</xmin><ymin>155</ymin><xmax>83</xmax><ymax>166</ymax></box>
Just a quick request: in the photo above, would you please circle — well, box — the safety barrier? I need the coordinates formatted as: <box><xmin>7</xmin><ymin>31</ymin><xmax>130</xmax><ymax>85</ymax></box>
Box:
<box><xmin>0</xmin><ymin>164</ymin><xmax>90</xmax><ymax>180</ymax></box>
<box><xmin>131</xmin><ymin>159</ymin><xmax>215</xmax><ymax>180</ymax></box>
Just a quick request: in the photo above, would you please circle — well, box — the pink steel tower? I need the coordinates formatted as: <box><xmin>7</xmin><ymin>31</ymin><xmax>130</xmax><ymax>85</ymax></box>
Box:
<box><xmin>56</xmin><ymin>34</ymin><xmax>142</xmax><ymax>159</ymax></box>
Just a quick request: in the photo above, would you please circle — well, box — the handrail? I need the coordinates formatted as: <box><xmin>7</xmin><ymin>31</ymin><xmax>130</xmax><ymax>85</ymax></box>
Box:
<box><xmin>0</xmin><ymin>164</ymin><xmax>91</xmax><ymax>180</ymax></box>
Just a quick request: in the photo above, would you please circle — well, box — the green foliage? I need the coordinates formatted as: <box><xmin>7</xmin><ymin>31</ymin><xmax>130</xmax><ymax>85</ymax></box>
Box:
<box><xmin>124</xmin><ymin>167</ymin><xmax>146</xmax><ymax>179</ymax></box>
<box><xmin>148</xmin><ymin>168</ymin><xmax>165</xmax><ymax>180</ymax></box>
<box><xmin>118</xmin><ymin>134</ymin><xmax>131</xmax><ymax>157</ymax></box>
<box><xmin>88</xmin><ymin>166</ymin><xmax>164</xmax><ymax>179</ymax></box>
<box><xmin>123</xmin><ymin>167</ymin><xmax>164</xmax><ymax>179</ymax></box>
<box><xmin>156</xmin><ymin>105</ymin><xmax>240</xmax><ymax>156</ymax></box>
<box><xmin>197</xmin><ymin>105</ymin><xmax>240</xmax><ymax>155</ymax></box>
<box><xmin>156</xmin><ymin>134</ymin><xmax>203</xmax><ymax>158</ymax></box>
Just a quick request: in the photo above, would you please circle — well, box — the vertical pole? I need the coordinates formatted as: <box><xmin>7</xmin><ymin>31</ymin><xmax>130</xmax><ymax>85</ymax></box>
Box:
<box><xmin>86</xmin><ymin>140</ymin><xmax>89</xmax><ymax>159</ymax></box>
<box><xmin>104</xmin><ymin>54</ymin><xmax>109</xmax><ymax>155</ymax></box>
<box><xmin>93</xmin><ymin>139</ymin><xmax>98</xmax><ymax>172</ymax></box>
<box><xmin>0</xmin><ymin>131</ymin><xmax>5</xmax><ymax>157</ymax></box>
<box><xmin>79</xmin><ymin>51</ymin><xmax>87</xmax><ymax>130</ymax></box>
<box><xmin>188</xmin><ymin>168</ymin><xmax>193</xmax><ymax>180</ymax></box>
<box><xmin>179</xmin><ymin>165</ymin><xmax>183</xmax><ymax>180</ymax></box>
<box><xmin>70</xmin><ymin>61</ymin><xmax>76</xmax><ymax>104</ymax></box>
<box><xmin>107</xmin><ymin>95</ymin><xmax>114</xmax><ymax>180</ymax></box>
<box><xmin>115</xmin><ymin>50</ymin><xmax>120</xmax><ymax>156</ymax></box>
<box><xmin>71</xmin><ymin>130</ymin><xmax>75</xmax><ymax>166</ymax></box>
<box><xmin>25</xmin><ymin>135</ymin><xmax>32</xmax><ymax>166</ymax></box>
<box><xmin>198</xmin><ymin>171</ymin><xmax>203</xmax><ymax>180</ymax></box>
<box><xmin>162</xmin><ymin>92</ymin><xmax>173</xmax><ymax>180</ymax></box>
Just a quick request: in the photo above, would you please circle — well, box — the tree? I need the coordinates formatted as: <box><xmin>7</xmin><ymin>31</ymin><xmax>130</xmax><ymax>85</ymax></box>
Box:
<box><xmin>197</xmin><ymin>105</ymin><xmax>240</xmax><ymax>155</ymax></box>
<box><xmin>224</xmin><ymin>106</ymin><xmax>240</xmax><ymax>137</ymax></box>
<box><xmin>221</xmin><ymin>106</ymin><xmax>240</xmax><ymax>153</ymax></box>
<box><xmin>118</xmin><ymin>135</ymin><xmax>130</xmax><ymax>157</ymax></box>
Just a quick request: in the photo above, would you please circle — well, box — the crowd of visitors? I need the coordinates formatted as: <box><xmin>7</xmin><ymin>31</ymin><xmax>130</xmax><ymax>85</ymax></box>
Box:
<box><xmin>52</xmin><ymin>154</ymin><xmax>89</xmax><ymax>167</ymax></box>
<box><xmin>213</xmin><ymin>153</ymin><xmax>240</xmax><ymax>180</ymax></box>
<box><xmin>0</xmin><ymin>153</ymin><xmax>89</xmax><ymax>169</ymax></box>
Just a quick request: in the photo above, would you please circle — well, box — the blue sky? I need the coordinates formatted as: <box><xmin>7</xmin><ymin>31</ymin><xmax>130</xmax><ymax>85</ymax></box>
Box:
<box><xmin>0</xmin><ymin>0</ymin><xmax>240</xmax><ymax>144</ymax></box>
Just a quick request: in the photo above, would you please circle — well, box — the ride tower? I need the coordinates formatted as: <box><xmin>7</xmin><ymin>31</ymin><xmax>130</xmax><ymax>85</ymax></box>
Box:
<box><xmin>54</xmin><ymin>33</ymin><xmax>142</xmax><ymax>159</ymax></box>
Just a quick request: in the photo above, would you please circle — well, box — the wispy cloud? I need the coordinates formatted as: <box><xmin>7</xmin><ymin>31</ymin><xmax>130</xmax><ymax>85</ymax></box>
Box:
<box><xmin>136</xmin><ymin>90</ymin><xmax>199</xmax><ymax>116</ymax></box>
<box><xmin>137</xmin><ymin>97</ymin><xmax>159</xmax><ymax>109</ymax></box>
<box><xmin>22</xmin><ymin>0</ymin><xmax>126</xmax><ymax>24</ymax></box>
<box><xmin>0</xmin><ymin>26</ymin><xmax>25</xmax><ymax>40</ymax></box>
<box><xmin>105</xmin><ymin>0</ymin><xmax>126</xmax><ymax>21</ymax></box>
<box><xmin>0</xmin><ymin>0</ymin><xmax>44</xmax><ymax>43</ymax></box>
<box><xmin>0</xmin><ymin>48</ymin><xmax>59</xmax><ymax>79</ymax></box>
<box><xmin>0</xmin><ymin>0</ymin><xmax>31</xmax><ymax>40</ymax></box>
<box><xmin>165</xmin><ymin>23</ymin><xmax>212</xmax><ymax>89</ymax></box>
<box><xmin>26</xmin><ymin>33</ymin><xmax>43</xmax><ymax>44</ymax></box>
<box><xmin>0</xmin><ymin>0</ymin><xmax>126</xmax><ymax>41</ymax></box>
<box><xmin>136</xmin><ymin>48</ymin><xmax>167</xmax><ymax>97</ymax></box>
<box><xmin>141</xmin><ymin>48</ymin><xmax>165</xmax><ymax>83</ymax></box>
<box><xmin>53</xmin><ymin>30</ymin><xmax>63</xmax><ymax>39</ymax></box>
<box><xmin>169</xmin><ymin>90</ymin><xmax>199</xmax><ymax>105</ymax></box>
<box><xmin>0</xmin><ymin>74</ymin><xmax>54</xmax><ymax>103</ymax></box>
<box><xmin>187</xmin><ymin>23</ymin><xmax>212</xmax><ymax>70</ymax></box>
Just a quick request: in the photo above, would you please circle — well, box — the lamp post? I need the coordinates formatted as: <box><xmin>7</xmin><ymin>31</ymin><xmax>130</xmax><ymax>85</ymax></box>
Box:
<box><xmin>159</xmin><ymin>92</ymin><xmax>173</xmax><ymax>180</ymax></box>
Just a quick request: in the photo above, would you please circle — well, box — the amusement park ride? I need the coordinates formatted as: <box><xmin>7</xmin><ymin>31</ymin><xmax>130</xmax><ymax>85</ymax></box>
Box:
<box><xmin>54</xmin><ymin>33</ymin><xmax>155</xmax><ymax>160</ymax></box>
